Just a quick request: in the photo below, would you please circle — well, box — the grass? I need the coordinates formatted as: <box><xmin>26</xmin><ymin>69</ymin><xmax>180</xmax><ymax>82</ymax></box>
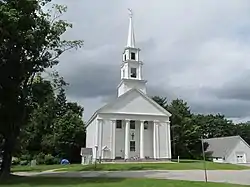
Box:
<box><xmin>0</xmin><ymin>177</ymin><xmax>248</xmax><ymax>187</ymax></box>
<box><xmin>12</xmin><ymin>164</ymin><xmax>70</xmax><ymax>172</ymax></box>
<box><xmin>11</xmin><ymin>160</ymin><xmax>249</xmax><ymax>172</ymax></box>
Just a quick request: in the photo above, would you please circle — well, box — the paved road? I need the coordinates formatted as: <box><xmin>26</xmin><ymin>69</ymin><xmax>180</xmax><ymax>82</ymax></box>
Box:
<box><xmin>15</xmin><ymin>170</ymin><xmax>250</xmax><ymax>185</ymax></box>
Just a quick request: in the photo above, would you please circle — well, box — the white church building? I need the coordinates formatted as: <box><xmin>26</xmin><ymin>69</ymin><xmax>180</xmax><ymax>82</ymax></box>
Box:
<box><xmin>86</xmin><ymin>10</ymin><xmax>172</xmax><ymax>161</ymax></box>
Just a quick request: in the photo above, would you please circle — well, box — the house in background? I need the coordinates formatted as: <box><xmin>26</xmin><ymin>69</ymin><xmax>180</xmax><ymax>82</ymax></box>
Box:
<box><xmin>204</xmin><ymin>136</ymin><xmax>250</xmax><ymax>164</ymax></box>
<box><xmin>85</xmin><ymin>10</ymin><xmax>172</xmax><ymax>162</ymax></box>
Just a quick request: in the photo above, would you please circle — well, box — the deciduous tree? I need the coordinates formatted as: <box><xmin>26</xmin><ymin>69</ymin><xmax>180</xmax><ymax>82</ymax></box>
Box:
<box><xmin>0</xmin><ymin>0</ymin><xmax>83</xmax><ymax>176</ymax></box>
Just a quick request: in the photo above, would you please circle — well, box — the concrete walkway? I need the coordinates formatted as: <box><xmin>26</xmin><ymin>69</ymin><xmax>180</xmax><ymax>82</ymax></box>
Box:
<box><xmin>15</xmin><ymin>170</ymin><xmax>250</xmax><ymax>185</ymax></box>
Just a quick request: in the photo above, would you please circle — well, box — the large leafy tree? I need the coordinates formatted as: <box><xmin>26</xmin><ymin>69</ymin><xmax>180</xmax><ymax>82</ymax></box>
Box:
<box><xmin>167</xmin><ymin>99</ymin><xmax>192</xmax><ymax>158</ymax></box>
<box><xmin>19</xmin><ymin>75</ymin><xmax>57</xmax><ymax>157</ymax></box>
<box><xmin>53</xmin><ymin>110</ymin><xmax>85</xmax><ymax>163</ymax></box>
<box><xmin>0</xmin><ymin>0</ymin><xmax>83</xmax><ymax>176</ymax></box>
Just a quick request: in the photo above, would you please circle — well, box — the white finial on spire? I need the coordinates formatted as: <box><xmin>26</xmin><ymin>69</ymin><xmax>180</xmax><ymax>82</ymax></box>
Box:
<box><xmin>128</xmin><ymin>8</ymin><xmax>133</xmax><ymax>18</ymax></box>
<box><xmin>126</xmin><ymin>8</ymin><xmax>135</xmax><ymax>48</ymax></box>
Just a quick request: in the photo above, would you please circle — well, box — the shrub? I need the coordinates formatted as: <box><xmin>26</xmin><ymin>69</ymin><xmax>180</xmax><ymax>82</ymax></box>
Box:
<box><xmin>34</xmin><ymin>152</ymin><xmax>46</xmax><ymax>165</ymax></box>
<box><xmin>20</xmin><ymin>154</ymin><xmax>32</xmax><ymax>162</ymax></box>
<box><xmin>20</xmin><ymin>160</ymin><xmax>29</xmax><ymax>166</ymax></box>
<box><xmin>44</xmin><ymin>154</ymin><xmax>59</xmax><ymax>165</ymax></box>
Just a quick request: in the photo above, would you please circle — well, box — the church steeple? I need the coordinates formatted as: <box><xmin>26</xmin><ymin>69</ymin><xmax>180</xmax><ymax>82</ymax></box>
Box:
<box><xmin>117</xmin><ymin>9</ymin><xmax>147</xmax><ymax>97</ymax></box>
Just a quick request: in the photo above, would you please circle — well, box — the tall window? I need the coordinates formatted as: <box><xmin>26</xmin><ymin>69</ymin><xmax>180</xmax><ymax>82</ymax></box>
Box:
<box><xmin>130</xmin><ymin>68</ymin><xmax>137</xmax><ymax>78</ymax></box>
<box><xmin>116</xmin><ymin>120</ymin><xmax>122</xmax><ymax>129</ymax></box>
<box><xmin>130</xmin><ymin>141</ymin><xmax>135</xmax><ymax>151</ymax></box>
<box><xmin>130</xmin><ymin>120</ymin><xmax>135</xmax><ymax>129</ymax></box>
<box><xmin>131</xmin><ymin>52</ymin><xmax>136</xmax><ymax>60</ymax></box>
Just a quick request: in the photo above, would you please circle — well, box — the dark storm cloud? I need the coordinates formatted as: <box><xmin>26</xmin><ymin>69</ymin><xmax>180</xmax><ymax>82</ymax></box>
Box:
<box><xmin>65</xmin><ymin>63</ymin><xmax>119</xmax><ymax>98</ymax></box>
<box><xmin>190</xmin><ymin>99</ymin><xmax>250</xmax><ymax>118</ymax></box>
<box><xmin>212</xmin><ymin>71</ymin><xmax>250</xmax><ymax>101</ymax></box>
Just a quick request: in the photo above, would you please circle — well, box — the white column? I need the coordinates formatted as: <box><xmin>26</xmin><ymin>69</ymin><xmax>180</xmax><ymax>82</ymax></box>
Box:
<box><xmin>111</xmin><ymin>119</ymin><xmax>116</xmax><ymax>160</ymax></box>
<box><xmin>166</xmin><ymin>121</ymin><xmax>171</xmax><ymax>159</ymax></box>
<box><xmin>138</xmin><ymin>64</ymin><xmax>142</xmax><ymax>80</ymax></box>
<box><xmin>153</xmin><ymin>121</ymin><xmax>157</xmax><ymax>159</ymax></box>
<box><xmin>156</xmin><ymin>123</ymin><xmax>160</xmax><ymax>159</ymax></box>
<box><xmin>97</xmin><ymin>119</ymin><xmax>103</xmax><ymax>159</ymax></box>
<box><xmin>140</xmin><ymin>120</ymin><xmax>144</xmax><ymax>159</ymax></box>
<box><xmin>95</xmin><ymin>119</ymin><xmax>100</xmax><ymax>161</ymax></box>
<box><xmin>124</xmin><ymin>119</ymin><xmax>130</xmax><ymax>159</ymax></box>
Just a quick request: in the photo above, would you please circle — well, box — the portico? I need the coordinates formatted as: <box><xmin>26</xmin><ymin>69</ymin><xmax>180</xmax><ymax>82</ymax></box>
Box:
<box><xmin>93</xmin><ymin>113</ymin><xmax>171</xmax><ymax>161</ymax></box>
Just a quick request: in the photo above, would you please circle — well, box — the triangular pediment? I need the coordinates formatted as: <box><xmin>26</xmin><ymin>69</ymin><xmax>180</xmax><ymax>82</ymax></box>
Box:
<box><xmin>98</xmin><ymin>89</ymin><xmax>171</xmax><ymax>116</ymax></box>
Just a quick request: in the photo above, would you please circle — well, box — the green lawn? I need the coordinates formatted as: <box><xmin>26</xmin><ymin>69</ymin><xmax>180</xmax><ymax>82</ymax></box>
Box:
<box><xmin>0</xmin><ymin>177</ymin><xmax>248</xmax><ymax>187</ymax></box>
<box><xmin>11</xmin><ymin>161</ymin><xmax>249</xmax><ymax>172</ymax></box>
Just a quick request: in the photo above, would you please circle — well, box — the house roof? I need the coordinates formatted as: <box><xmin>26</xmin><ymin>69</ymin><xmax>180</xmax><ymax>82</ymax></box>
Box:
<box><xmin>204</xmin><ymin>135</ymin><xmax>244</xmax><ymax>158</ymax></box>
<box><xmin>86</xmin><ymin>88</ymin><xmax>171</xmax><ymax>127</ymax></box>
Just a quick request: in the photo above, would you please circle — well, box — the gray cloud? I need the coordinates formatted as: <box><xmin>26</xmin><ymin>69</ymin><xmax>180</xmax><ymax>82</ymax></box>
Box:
<box><xmin>211</xmin><ymin>71</ymin><xmax>250</xmax><ymax>101</ymax></box>
<box><xmin>65</xmin><ymin>63</ymin><xmax>119</xmax><ymax>98</ymax></box>
<box><xmin>190</xmin><ymin>99</ymin><xmax>250</xmax><ymax>118</ymax></box>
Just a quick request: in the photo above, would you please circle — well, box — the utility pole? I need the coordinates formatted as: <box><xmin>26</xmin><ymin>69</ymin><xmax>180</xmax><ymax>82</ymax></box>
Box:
<box><xmin>201</xmin><ymin>137</ymin><xmax>208</xmax><ymax>183</ymax></box>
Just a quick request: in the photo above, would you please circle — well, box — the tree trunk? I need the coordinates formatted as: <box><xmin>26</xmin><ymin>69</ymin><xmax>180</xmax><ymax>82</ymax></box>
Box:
<box><xmin>0</xmin><ymin>133</ymin><xmax>16</xmax><ymax>178</ymax></box>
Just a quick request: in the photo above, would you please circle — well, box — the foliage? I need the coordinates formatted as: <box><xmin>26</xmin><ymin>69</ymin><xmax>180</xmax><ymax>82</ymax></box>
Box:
<box><xmin>234</xmin><ymin>122</ymin><xmax>250</xmax><ymax>144</ymax></box>
<box><xmin>44</xmin><ymin>154</ymin><xmax>59</xmax><ymax>165</ymax></box>
<box><xmin>0</xmin><ymin>0</ymin><xmax>83</xmax><ymax>176</ymax></box>
<box><xmin>152</xmin><ymin>96</ymin><xmax>250</xmax><ymax>159</ymax></box>
<box><xmin>17</xmin><ymin>76</ymin><xmax>85</xmax><ymax>164</ymax></box>
<box><xmin>34</xmin><ymin>152</ymin><xmax>46</xmax><ymax>165</ymax></box>
<box><xmin>53</xmin><ymin>110</ymin><xmax>85</xmax><ymax>162</ymax></box>
<box><xmin>19</xmin><ymin>160</ymin><xmax>29</xmax><ymax>166</ymax></box>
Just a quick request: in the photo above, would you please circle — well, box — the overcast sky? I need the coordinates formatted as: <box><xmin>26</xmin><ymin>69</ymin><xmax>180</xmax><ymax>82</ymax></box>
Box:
<box><xmin>52</xmin><ymin>0</ymin><xmax>250</xmax><ymax>123</ymax></box>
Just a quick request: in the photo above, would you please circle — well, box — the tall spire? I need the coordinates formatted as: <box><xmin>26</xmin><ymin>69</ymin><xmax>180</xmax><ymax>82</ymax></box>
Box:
<box><xmin>118</xmin><ymin>9</ymin><xmax>147</xmax><ymax>97</ymax></box>
<box><xmin>126</xmin><ymin>8</ymin><xmax>136</xmax><ymax>48</ymax></box>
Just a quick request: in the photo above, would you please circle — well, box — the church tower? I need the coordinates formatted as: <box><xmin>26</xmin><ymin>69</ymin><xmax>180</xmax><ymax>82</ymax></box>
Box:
<box><xmin>117</xmin><ymin>9</ymin><xmax>147</xmax><ymax>97</ymax></box>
